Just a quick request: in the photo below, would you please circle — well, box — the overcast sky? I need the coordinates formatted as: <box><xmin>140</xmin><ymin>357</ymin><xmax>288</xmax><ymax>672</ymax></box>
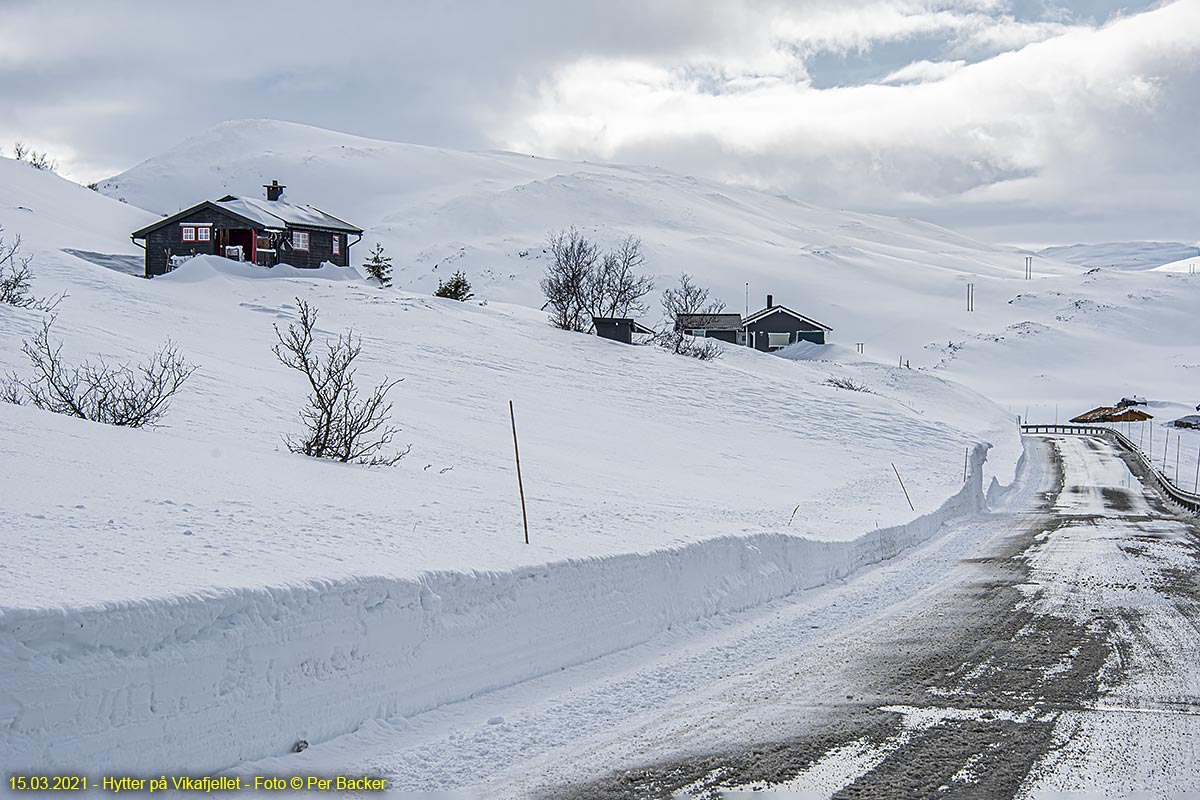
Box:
<box><xmin>1</xmin><ymin>0</ymin><xmax>1196</xmax><ymax>245</ymax></box>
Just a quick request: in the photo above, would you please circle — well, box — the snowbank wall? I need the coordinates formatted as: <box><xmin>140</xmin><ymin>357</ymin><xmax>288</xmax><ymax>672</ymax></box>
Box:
<box><xmin>1</xmin><ymin>444</ymin><xmax>994</xmax><ymax>773</ymax></box>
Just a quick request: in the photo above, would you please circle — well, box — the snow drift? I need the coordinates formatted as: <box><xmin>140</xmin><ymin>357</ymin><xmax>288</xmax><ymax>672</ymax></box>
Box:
<box><xmin>2</xmin><ymin>432</ymin><xmax>996</xmax><ymax>774</ymax></box>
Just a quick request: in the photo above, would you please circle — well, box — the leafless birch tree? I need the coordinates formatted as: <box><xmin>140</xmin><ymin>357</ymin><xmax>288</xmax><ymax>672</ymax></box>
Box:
<box><xmin>273</xmin><ymin>299</ymin><xmax>410</xmax><ymax>466</ymax></box>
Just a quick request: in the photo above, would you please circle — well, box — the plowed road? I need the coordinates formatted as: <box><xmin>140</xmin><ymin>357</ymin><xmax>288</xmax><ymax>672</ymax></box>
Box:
<box><xmin>253</xmin><ymin>435</ymin><xmax>1200</xmax><ymax>799</ymax></box>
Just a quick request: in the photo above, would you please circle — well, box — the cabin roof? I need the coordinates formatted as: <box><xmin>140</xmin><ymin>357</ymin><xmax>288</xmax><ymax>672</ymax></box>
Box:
<box><xmin>131</xmin><ymin>196</ymin><xmax>363</xmax><ymax>239</ymax></box>
<box><xmin>741</xmin><ymin>304</ymin><xmax>832</xmax><ymax>331</ymax></box>
<box><xmin>675</xmin><ymin>313</ymin><xmax>743</xmax><ymax>330</ymax></box>
<box><xmin>214</xmin><ymin>196</ymin><xmax>362</xmax><ymax>234</ymax></box>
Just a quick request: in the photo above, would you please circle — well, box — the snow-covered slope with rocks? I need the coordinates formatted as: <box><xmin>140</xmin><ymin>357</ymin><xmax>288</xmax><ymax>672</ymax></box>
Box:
<box><xmin>2</xmin><ymin>155</ymin><xmax>1020</xmax><ymax>774</ymax></box>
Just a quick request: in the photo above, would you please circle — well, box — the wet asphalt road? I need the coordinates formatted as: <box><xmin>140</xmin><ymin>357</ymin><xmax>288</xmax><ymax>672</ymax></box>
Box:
<box><xmin>547</xmin><ymin>435</ymin><xmax>1200</xmax><ymax>799</ymax></box>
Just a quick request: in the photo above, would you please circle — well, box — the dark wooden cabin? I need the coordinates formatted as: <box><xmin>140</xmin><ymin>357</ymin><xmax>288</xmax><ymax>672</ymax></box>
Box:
<box><xmin>741</xmin><ymin>295</ymin><xmax>832</xmax><ymax>350</ymax></box>
<box><xmin>130</xmin><ymin>180</ymin><xmax>363</xmax><ymax>278</ymax></box>
<box><xmin>674</xmin><ymin>313</ymin><xmax>745</xmax><ymax>344</ymax></box>
<box><xmin>593</xmin><ymin>317</ymin><xmax>655</xmax><ymax>344</ymax></box>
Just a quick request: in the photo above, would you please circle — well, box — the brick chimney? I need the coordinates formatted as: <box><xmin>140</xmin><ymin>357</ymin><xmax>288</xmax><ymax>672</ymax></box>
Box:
<box><xmin>263</xmin><ymin>180</ymin><xmax>286</xmax><ymax>202</ymax></box>
<box><xmin>766</xmin><ymin>294</ymin><xmax>774</xmax><ymax>309</ymax></box>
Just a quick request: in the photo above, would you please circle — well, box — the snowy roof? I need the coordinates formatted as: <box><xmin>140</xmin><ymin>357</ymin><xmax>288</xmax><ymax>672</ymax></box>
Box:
<box><xmin>214</xmin><ymin>196</ymin><xmax>362</xmax><ymax>233</ymax></box>
<box><xmin>131</xmin><ymin>196</ymin><xmax>362</xmax><ymax>239</ymax></box>
<box><xmin>741</xmin><ymin>304</ymin><xmax>833</xmax><ymax>331</ymax></box>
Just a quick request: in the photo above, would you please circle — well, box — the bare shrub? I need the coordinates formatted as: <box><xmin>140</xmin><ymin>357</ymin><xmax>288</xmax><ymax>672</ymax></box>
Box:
<box><xmin>0</xmin><ymin>227</ymin><xmax>64</xmax><ymax>311</ymax></box>
<box><xmin>273</xmin><ymin>299</ymin><xmax>410</xmax><ymax>466</ymax></box>
<box><xmin>3</xmin><ymin>319</ymin><xmax>195</xmax><ymax>427</ymax></box>
<box><xmin>824</xmin><ymin>376</ymin><xmax>873</xmax><ymax>393</ymax></box>
<box><xmin>11</xmin><ymin>141</ymin><xmax>56</xmax><ymax>172</ymax></box>
<box><xmin>584</xmin><ymin>235</ymin><xmax>654</xmax><ymax>320</ymax></box>
<box><xmin>541</xmin><ymin>227</ymin><xmax>598</xmax><ymax>332</ymax></box>
<box><xmin>657</xmin><ymin>272</ymin><xmax>725</xmax><ymax>360</ymax></box>
<box><xmin>541</xmin><ymin>228</ymin><xmax>653</xmax><ymax>332</ymax></box>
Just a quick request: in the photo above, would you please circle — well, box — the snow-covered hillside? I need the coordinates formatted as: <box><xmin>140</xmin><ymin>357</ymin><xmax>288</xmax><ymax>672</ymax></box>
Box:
<box><xmin>1038</xmin><ymin>241</ymin><xmax>1200</xmax><ymax>271</ymax></box>
<box><xmin>97</xmin><ymin>119</ymin><xmax>1200</xmax><ymax>422</ymax></box>
<box><xmin>3</xmin><ymin>156</ymin><xmax>1020</xmax><ymax>773</ymax></box>
<box><xmin>5</xmin><ymin>121</ymin><xmax>1200</xmax><ymax>774</ymax></box>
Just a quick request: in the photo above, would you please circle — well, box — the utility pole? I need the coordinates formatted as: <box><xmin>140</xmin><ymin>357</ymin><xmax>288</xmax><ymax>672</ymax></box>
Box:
<box><xmin>745</xmin><ymin>282</ymin><xmax>749</xmax><ymax>317</ymax></box>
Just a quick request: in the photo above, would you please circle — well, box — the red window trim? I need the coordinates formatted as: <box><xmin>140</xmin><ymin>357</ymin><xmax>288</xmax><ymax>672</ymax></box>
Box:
<box><xmin>292</xmin><ymin>230</ymin><xmax>310</xmax><ymax>252</ymax></box>
<box><xmin>181</xmin><ymin>224</ymin><xmax>213</xmax><ymax>242</ymax></box>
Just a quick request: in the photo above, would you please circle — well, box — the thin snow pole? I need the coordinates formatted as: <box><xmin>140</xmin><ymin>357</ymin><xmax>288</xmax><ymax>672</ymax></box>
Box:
<box><xmin>788</xmin><ymin>504</ymin><xmax>801</xmax><ymax>527</ymax></box>
<box><xmin>1175</xmin><ymin>434</ymin><xmax>1180</xmax><ymax>485</ymax></box>
<box><xmin>963</xmin><ymin>446</ymin><xmax>969</xmax><ymax>483</ymax></box>
<box><xmin>892</xmin><ymin>463</ymin><xmax>915</xmax><ymax>512</ymax></box>
<box><xmin>509</xmin><ymin>400</ymin><xmax>529</xmax><ymax>545</ymax></box>
<box><xmin>1163</xmin><ymin>427</ymin><xmax>1171</xmax><ymax>474</ymax></box>
<box><xmin>1194</xmin><ymin>443</ymin><xmax>1199</xmax><ymax>495</ymax></box>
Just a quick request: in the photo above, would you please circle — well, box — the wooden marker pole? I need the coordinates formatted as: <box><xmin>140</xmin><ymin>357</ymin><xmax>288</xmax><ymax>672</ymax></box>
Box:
<box><xmin>509</xmin><ymin>400</ymin><xmax>529</xmax><ymax>545</ymax></box>
<box><xmin>1175</xmin><ymin>434</ymin><xmax>1181</xmax><ymax>486</ymax></box>
<box><xmin>963</xmin><ymin>447</ymin><xmax>969</xmax><ymax>483</ymax></box>
<box><xmin>1163</xmin><ymin>427</ymin><xmax>1171</xmax><ymax>474</ymax></box>
<box><xmin>892</xmin><ymin>463</ymin><xmax>915</xmax><ymax>512</ymax></box>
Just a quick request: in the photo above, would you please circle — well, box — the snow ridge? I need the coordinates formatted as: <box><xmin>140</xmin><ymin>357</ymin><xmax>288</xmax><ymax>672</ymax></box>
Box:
<box><xmin>3</xmin><ymin>445</ymin><xmax>994</xmax><ymax>774</ymax></box>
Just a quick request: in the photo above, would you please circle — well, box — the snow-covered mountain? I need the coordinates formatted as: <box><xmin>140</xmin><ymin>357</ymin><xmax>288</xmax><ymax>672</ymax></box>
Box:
<box><xmin>1037</xmin><ymin>241</ymin><xmax>1200</xmax><ymax>271</ymax></box>
<box><xmin>95</xmin><ymin>119</ymin><xmax>1200</xmax><ymax>418</ymax></box>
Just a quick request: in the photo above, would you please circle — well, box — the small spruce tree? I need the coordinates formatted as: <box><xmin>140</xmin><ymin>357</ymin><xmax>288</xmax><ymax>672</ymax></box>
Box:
<box><xmin>362</xmin><ymin>243</ymin><xmax>393</xmax><ymax>287</ymax></box>
<box><xmin>434</xmin><ymin>270</ymin><xmax>474</xmax><ymax>301</ymax></box>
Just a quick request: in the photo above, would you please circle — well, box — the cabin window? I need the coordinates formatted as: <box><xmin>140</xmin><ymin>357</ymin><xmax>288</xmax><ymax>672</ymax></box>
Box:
<box><xmin>197</xmin><ymin>227</ymin><xmax>210</xmax><ymax>242</ymax></box>
<box><xmin>181</xmin><ymin>226</ymin><xmax>196</xmax><ymax>241</ymax></box>
<box><xmin>331</xmin><ymin>234</ymin><xmax>340</xmax><ymax>255</ymax></box>
<box><xmin>767</xmin><ymin>332</ymin><xmax>790</xmax><ymax>348</ymax></box>
<box><xmin>292</xmin><ymin>230</ymin><xmax>310</xmax><ymax>251</ymax></box>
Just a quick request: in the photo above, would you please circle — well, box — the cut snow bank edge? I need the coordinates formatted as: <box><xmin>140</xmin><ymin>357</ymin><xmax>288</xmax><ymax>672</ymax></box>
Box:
<box><xmin>2</xmin><ymin>443</ymin><xmax>1000</xmax><ymax>774</ymax></box>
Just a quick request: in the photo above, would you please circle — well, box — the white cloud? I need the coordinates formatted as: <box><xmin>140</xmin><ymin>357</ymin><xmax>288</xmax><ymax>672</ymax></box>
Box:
<box><xmin>0</xmin><ymin>0</ymin><xmax>1190</xmax><ymax>243</ymax></box>
<box><xmin>881</xmin><ymin>59</ymin><xmax>968</xmax><ymax>83</ymax></box>
<box><xmin>502</xmin><ymin>0</ymin><xmax>1199</xmax><ymax>240</ymax></box>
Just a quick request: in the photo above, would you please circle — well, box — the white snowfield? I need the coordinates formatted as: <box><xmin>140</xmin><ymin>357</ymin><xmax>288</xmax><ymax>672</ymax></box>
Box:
<box><xmin>0</xmin><ymin>117</ymin><xmax>1197</xmax><ymax>778</ymax></box>
<box><xmin>0</xmin><ymin>156</ymin><xmax>1022</xmax><ymax>774</ymax></box>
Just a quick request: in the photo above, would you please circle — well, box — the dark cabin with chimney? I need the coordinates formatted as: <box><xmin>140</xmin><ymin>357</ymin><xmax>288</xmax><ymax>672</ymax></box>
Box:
<box><xmin>741</xmin><ymin>295</ymin><xmax>832</xmax><ymax>350</ymax></box>
<box><xmin>130</xmin><ymin>180</ymin><xmax>363</xmax><ymax>278</ymax></box>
